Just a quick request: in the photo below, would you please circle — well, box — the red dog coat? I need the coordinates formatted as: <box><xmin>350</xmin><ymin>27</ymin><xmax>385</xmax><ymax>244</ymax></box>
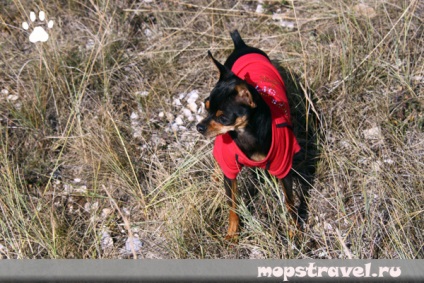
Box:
<box><xmin>213</xmin><ymin>53</ymin><xmax>301</xmax><ymax>179</ymax></box>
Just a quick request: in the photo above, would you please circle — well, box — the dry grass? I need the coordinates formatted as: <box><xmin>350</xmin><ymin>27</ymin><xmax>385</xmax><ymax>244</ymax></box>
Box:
<box><xmin>0</xmin><ymin>0</ymin><xmax>423</xmax><ymax>259</ymax></box>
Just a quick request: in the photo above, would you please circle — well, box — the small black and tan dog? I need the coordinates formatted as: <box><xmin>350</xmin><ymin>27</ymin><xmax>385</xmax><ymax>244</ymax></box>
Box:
<box><xmin>196</xmin><ymin>30</ymin><xmax>301</xmax><ymax>241</ymax></box>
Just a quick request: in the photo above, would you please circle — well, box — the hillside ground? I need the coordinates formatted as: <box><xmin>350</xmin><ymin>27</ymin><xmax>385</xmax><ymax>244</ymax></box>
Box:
<box><xmin>0</xmin><ymin>0</ymin><xmax>423</xmax><ymax>259</ymax></box>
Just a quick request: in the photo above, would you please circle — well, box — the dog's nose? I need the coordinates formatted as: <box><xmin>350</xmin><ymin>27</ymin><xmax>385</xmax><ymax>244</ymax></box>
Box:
<box><xmin>196</xmin><ymin>123</ymin><xmax>206</xmax><ymax>134</ymax></box>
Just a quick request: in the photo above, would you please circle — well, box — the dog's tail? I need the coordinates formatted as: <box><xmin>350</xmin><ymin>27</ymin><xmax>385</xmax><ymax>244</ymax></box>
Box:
<box><xmin>230</xmin><ymin>30</ymin><xmax>247</xmax><ymax>49</ymax></box>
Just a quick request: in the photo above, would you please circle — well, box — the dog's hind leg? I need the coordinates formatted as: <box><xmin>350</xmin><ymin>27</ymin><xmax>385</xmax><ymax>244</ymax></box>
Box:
<box><xmin>280</xmin><ymin>172</ymin><xmax>299</xmax><ymax>228</ymax></box>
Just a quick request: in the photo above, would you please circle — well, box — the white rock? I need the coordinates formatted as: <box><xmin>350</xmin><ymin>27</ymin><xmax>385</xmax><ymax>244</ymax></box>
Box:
<box><xmin>319</xmin><ymin>251</ymin><xmax>328</xmax><ymax>257</ymax></box>
<box><xmin>187</xmin><ymin>102</ymin><xmax>198</xmax><ymax>113</ymax></box>
<box><xmin>158</xmin><ymin>112</ymin><xmax>164</xmax><ymax>118</ymax></box>
<box><xmin>91</xmin><ymin>201</ymin><xmax>99</xmax><ymax>211</ymax></box>
<box><xmin>130</xmin><ymin>112</ymin><xmax>139</xmax><ymax>120</ymax></box>
<box><xmin>7</xmin><ymin>95</ymin><xmax>19</xmax><ymax>101</ymax></box>
<box><xmin>1</xmin><ymin>89</ymin><xmax>9</xmax><ymax>95</ymax></box>
<box><xmin>122</xmin><ymin>207</ymin><xmax>131</xmax><ymax>216</ymax></box>
<box><xmin>272</xmin><ymin>13</ymin><xmax>295</xmax><ymax>30</ymax></box>
<box><xmin>63</xmin><ymin>184</ymin><xmax>73</xmax><ymax>194</ymax></box>
<box><xmin>363</xmin><ymin>126</ymin><xmax>382</xmax><ymax>140</ymax></box>
<box><xmin>84</xmin><ymin>202</ymin><xmax>91</xmax><ymax>213</ymax></box>
<box><xmin>353</xmin><ymin>3</ymin><xmax>377</xmax><ymax>18</ymax></box>
<box><xmin>101</xmin><ymin>208</ymin><xmax>113</xmax><ymax>218</ymax></box>
<box><xmin>195</xmin><ymin>115</ymin><xmax>203</xmax><ymax>122</ymax></box>
<box><xmin>165</xmin><ymin>112</ymin><xmax>174</xmax><ymax>122</ymax></box>
<box><xmin>135</xmin><ymin>91</ymin><xmax>149</xmax><ymax>97</ymax></box>
<box><xmin>272</xmin><ymin>13</ymin><xmax>283</xmax><ymax>21</ymax></box>
<box><xmin>256</xmin><ymin>3</ymin><xmax>264</xmax><ymax>14</ymax></box>
<box><xmin>175</xmin><ymin>116</ymin><xmax>184</xmax><ymax>125</ymax></box>
<box><xmin>86</xmin><ymin>39</ymin><xmax>95</xmax><ymax>50</ymax></box>
<box><xmin>172</xmin><ymin>98</ymin><xmax>182</xmax><ymax>106</ymax></box>
<box><xmin>125</xmin><ymin>236</ymin><xmax>143</xmax><ymax>252</ymax></box>
<box><xmin>182</xmin><ymin>108</ymin><xmax>192</xmax><ymax>118</ymax></box>
<box><xmin>279</xmin><ymin>20</ymin><xmax>295</xmax><ymax>29</ymax></box>
<box><xmin>101</xmin><ymin>231</ymin><xmax>114</xmax><ymax>250</ymax></box>
<box><xmin>144</xmin><ymin>29</ymin><xmax>153</xmax><ymax>37</ymax></box>
<box><xmin>75</xmin><ymin>185</ymin><xmax>87</xmax><ymax>194</ymax></box>
<box><xmin>383</xmin><ymin>159</ymin><xmax>394</xmax><ymax>164</ymax></box>
<box><xmin>171</xmin><ymin>123</ymin><xmax>179</xmax><ymax>131</ymax></box>
<box><xmin>186</xmin><ymin>90</ymin><xmax>199</xmax><ymax>103</ymax></box>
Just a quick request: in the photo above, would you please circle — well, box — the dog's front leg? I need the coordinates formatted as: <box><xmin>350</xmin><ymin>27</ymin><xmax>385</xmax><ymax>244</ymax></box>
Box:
<box><xmin>224</xmin><ymin>176</ymin><xmax>239</xmax><ymax>241</ymax></box>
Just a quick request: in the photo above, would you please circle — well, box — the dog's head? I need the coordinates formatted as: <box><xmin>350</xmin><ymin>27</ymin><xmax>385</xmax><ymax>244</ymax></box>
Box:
<box><xmin>196</xmin><ymin>51</ymin><xmax>257</xmax><ymax>138</ymax></box>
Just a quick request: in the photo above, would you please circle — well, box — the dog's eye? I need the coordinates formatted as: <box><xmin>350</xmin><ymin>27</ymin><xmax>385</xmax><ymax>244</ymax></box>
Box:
<box><xmin>217</xmin><ymin>115</ymin><xmax>230</xmax><ymax>124</ymax></box>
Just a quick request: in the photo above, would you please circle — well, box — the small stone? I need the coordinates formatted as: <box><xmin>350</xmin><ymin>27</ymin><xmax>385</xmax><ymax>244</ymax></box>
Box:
<box><xmin>101</xmin><ymin>208</ymin><xmax>113</xmax><ymax>218</ymax></box>
<box><xmin>75</xmin><ymin>185</ymin><xmax>87</xmax><ymax>193</ymax></box>
<box><xmin>186</xmin><ymin>90</ymin><xmax>199</xmax><ymax>103</ymax></box>
<box><xmin>171</xmin><ymin>123</ymin><xmax>179</xmax><ymax>132</ymax></box>
<box><xmin>125</xmin><ymin>236</ymin><xmax>143</xmax><ymax>253</ymax></box>
<box><xmin>7</xmin><ymin>95</ymin><xmax>19</xmax><ymax>101</ymax></box>
<box><xmin>182</xmin><ymin>108</ymin><xmax>192</xmax><ymax>118</ymax></box>
<box><xmin>319</xmin><ymin>251</ymin><xmax>328</xmax><ymax>257</ymax></box>
<box><xmin>195</xmin><ymin>115</ymin><xmax>203</xmax><ymax>122</ymax></box>
<box><xmin>383</xmin><ymin>159</ymin><xmax>394</xmax><ymax>164</ymax></box>
<box><xmin>353</xmin><ymin>4</ymin><xmax>377</xmax><ymax>18</ymax></box>
<box><xmin>135</xmin><ymin>91</ymin><xmax>149</xmax><ymax>97</ymax></box>
<box><xmin>363</xmin><ymin>126</ymin><xmax>382</xmax><ymax>140</ymax></box>
<box><xmin>101</xmin><ymin>231</ymin><xmax>114</xmax><ymax>250</ymax></box>
<box><xmin>165</xmin><ymin>113</ymin><xmax>174</xmax><ymax>122</ymax></box>
<box><xmin>84</xmin><ymin>202</ymin><xmax>91</xmax><ymax>213</ymax></box>
<box><xmin>130</xmin><ymin>112</ymin><xmax>139</xmax><ymax>120</ymax></box>
<box><xmin>63</xmin><ymin>184</ymin><xmax>73</xmax><ymax>194</ymax></box>
<box><xmin>86</xmin><ymin>39</ymin><xmax>95</xmax><ymax>50</ymax></box>
<box><xmin>256</xmin><ymin>4</ymin><xmax>264</xmax><ymax>14</ymax></box>
<box><xmin>122</xmin><ymin>207</ymin><xmax>131</xmax><ymax>216</ymax></box>
<box><xmin>175</xmin><ymin>116</ymin><xmax>184</xmax><ymax>125</ymax></box>
<box><xmin>279</xmin><ymin>20</ymin><xmax>295</xmax><ymax>29</ymax></box>
<box><xmin>144</xmin><ymin>29</ymin><xmax>153</xmax><ymax>37</ymax></box>
<box><xmin>187</xmin><ymin>102</ymin><xmax>197</xmax><ymax>113</ymax></box>
<box><xmin>172</xmin><ymin>98</ymin><xmax>182</xmax><ymax>106</ymax></box>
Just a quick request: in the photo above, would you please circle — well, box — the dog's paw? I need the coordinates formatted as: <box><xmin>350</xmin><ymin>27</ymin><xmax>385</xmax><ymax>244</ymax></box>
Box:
<box><xmin>22</xmin><ymin>11</ymin><xmax>54</xmax><ymax>43</ymax></box>
<box><xmin>224</xmin><ymin>233</ymin><xmax>239</xmax><ymax>243</ymax></box>
<box><xmin>225</xmin><ymin>220</ymin><xmax>239</xmax><ymax>243</ymax></box>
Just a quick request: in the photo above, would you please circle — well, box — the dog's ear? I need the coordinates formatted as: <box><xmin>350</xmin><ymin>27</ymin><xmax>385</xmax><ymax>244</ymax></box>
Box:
<box><xmin>235</xmin><ymin>84</ymin><xmax>256</xmax><ymax>108</ymax></box>
<box><xmin>208</xmin><ymin>51</ymin><xmax>233</xmax><ymax>80</ymax></box>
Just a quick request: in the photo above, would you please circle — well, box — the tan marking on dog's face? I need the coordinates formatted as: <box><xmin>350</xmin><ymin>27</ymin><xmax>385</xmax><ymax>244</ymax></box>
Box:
<box><xmin>203</xmin><ymin>115</ymin><xmax>248</xmax><ymax>138</ymax></box>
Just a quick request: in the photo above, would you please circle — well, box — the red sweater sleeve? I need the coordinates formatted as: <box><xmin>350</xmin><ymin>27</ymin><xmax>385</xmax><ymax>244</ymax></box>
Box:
<box><xmin>213</xmin><ymin>134</ymin><xmax>241</xmax><ymax>179</ymax></box>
